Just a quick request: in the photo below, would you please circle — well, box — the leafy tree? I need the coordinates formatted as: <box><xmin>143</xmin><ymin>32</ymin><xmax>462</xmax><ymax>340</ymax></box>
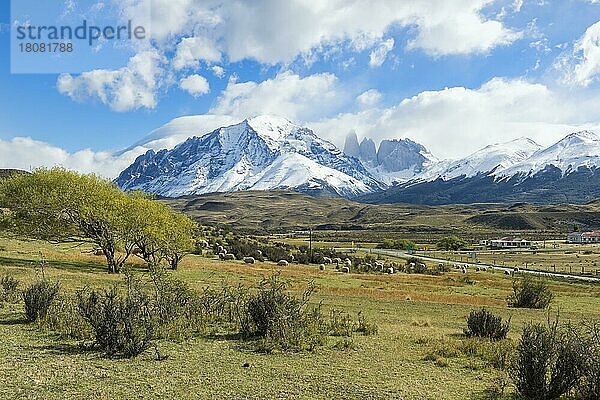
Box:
<box><xmin>436</xmin><ymin>235</ymin><xmax>467</xmax><ymax>251</ymax></box>
<box><xmin>0</xmin><ymin>168</ymin><xmax>196</xmax><ymax>273</ymax></box>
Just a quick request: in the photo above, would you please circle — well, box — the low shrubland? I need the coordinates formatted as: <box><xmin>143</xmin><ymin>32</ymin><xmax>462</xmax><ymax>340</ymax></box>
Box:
<box><xmin>464</xmin><ymin>308</ymin><xmax>510</xmax><ymax>341</ymax></box>
<box><xmin>23</xmin><ymin>269</ymin><xmax>378</xmax><ymax>358</ymax></box>
<box><xmin>508</xmin><ymin>275</ymin><xmax>554</xmax><ymax>309</ymax></box>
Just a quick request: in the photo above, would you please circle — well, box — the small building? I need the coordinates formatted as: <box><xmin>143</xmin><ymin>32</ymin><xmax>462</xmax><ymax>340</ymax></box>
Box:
<box><xmin>488</xmin><ymin>236</ymin><xmax>532</xmax><ymax>249</ymax></box>
<box><xmin>567</xmin><ymin>230</ymin><xmax>600</xmax><ymax>244</ymax></box>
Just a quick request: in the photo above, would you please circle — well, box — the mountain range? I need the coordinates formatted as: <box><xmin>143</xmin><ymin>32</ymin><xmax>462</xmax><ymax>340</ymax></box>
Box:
<box><xmin>116</xmin><ymin>115</ymin><xmax>600</xmax><ymax>205</ymax></box>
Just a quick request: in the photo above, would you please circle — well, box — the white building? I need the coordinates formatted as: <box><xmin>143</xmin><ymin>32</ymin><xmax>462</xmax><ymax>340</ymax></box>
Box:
<box><xmin>488</xmin><ymin>237</ymin><xmax>532</xmax><ymax>249</ymax></box>
<box><xmin>567</xmin><ymin>230</ymin><xmax>600</xmax><ymax>244</ymax></box>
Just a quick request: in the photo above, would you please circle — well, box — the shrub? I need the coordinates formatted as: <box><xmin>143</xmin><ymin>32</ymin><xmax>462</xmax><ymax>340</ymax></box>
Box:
<box><xmin>513</xmin><ymin>319</ymin><xmax>585</xmax><ymax>400</ymax></box>
<box><xmin>328</xmin><ymin>309</ymin><xmax>354</xmax><ymax>337</ymax></box>
<box><xmin>508</xmin><ymin>275</ymin><xmax>553</xmax><ymax>309</ymax></box>
<box><xmin>241</xmin><ymin>275</ymin><xmax>327</xmax><ymax>352</ymax></box>
<box><xmin>355</xmin><ymin>311</ymin><xmax>378</xmax><ymax>336</ymax></box>
<box><xmin>37</xmin><ymin>296</ymin><xmax>92</xmax><ymax>340</ymax></box>
<box><xmin>437</xmin><ymin>236</ymin><xmax>467</xmax><ymax>251</ymax></box>
<box><xmin>77</xmin><ymin>277</ymin><xmax>155</xmax><ymax>358</ymax></box>
<box><xmin>576</xmin><ymin>322</ymin><xmax>600</xmax><ymax>399</ymax></box>
<box><xmin>464</xmin><ymin>308</ymin><xmax>510</xmax><ymax>341</ymax></box>
<box><xmin>23</xmin><ymin>280</ymin><xmax>60</xmax><ymax>322</ymax></box>
<box><xmin>0</xmin><ymin>275</ymin><xmax>20</xmax><ymax>302</ymax></box>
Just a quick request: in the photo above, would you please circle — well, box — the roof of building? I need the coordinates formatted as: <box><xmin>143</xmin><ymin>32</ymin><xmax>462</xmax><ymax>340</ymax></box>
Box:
<box><xmin>582</xmin><ymin>230</ymin><xmax>600</xmax><ymax>237</ymax></box>
<box><xmin>492</xmin><ymin>236</ymin><xmax>530</xmax><ymax>242</ymax></box>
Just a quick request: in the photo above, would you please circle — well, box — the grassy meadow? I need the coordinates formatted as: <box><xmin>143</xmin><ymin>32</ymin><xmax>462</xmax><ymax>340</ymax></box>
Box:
<box><xmin>1</xmin><ymin>236</ymin><xmax>600</xmax><ymax>399</ymax></box>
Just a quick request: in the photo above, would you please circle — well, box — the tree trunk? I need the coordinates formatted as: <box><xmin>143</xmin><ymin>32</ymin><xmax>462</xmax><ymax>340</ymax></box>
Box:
<box><xmin>103</xmin><ymin>246</ymin><xmax>118</xmax><ymax>274</ymax></box>
<box><xmin>170</xmin><ymin>255</ymin><xmax>180</xmax><ymax>270</ymax></box>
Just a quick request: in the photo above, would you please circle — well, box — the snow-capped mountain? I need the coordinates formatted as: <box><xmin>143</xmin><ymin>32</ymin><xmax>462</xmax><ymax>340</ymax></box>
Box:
<box><xmin>116</xmin><ymin>116</ymin><xmax>383</xmax><ymax>197</ymax></box>
<box><xmin>417</xmin><ymin>137</ymin><xmax>541</xmax><ymax>182</ymax></box>
<box><xmin>363</xmin><ymin>131</ymin><xmax>600</xmax><ymax>205</ymax></box>
<box><xmin>115</xmin><ymin>113</ymin><xmax>600</xmax><ymax>204</ymax></box>
<box><xmin>496</xmin><ymin>131</ymin><xmax>600</xmax><ymax>178</ymax></box>
<box><xmin>343</xmin><ymin>132</ymin><xmax>437</xmax><ymax>185</ymax></box>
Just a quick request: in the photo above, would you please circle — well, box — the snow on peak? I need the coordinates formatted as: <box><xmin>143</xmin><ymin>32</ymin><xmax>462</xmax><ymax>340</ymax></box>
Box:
<box><xmin>497</xmin><ymin>130</ymin><xmax>600</xmax><ymax>177</ymax></box>
<box><xmin>417</xmin><ymin>137</ymin><xmax>541</xmax><ymax>181</ymax></box>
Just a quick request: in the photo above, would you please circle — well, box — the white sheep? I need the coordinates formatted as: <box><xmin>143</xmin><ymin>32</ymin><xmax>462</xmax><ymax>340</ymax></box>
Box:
<box><xmin>277</xmin><ymin>260</ymin><xmax>289</xmax><ymax>267</ymax></box>
<box><xmin>344</xmin><ymin>259</ymin><xmax>352</xmax><ymax>267</ymax></box>
<box><xmin>333</xmin><ymin>257</ymin><xmax>342</xmax><ymax>265</ymax></box>
<box><xmin>319</xmin><ymin>264</ymin><xmax>325</xmax><ymax>271</ymax></box>
<box><xmin>218</xmin><ymin>252</ymin><xmax>226</xmax><ymax>259</ymax></box>
<box><xmin>461</xmin><ymin>267</ymin><xmax>467</xmax><ymax>274</ymax></box>
<box><xmin>224</xmin><ymin>254</ymin><xmax>235</xmax><ymax>260</ymax></box>
<box><xmin>341</xmin><ymin>266</ymin><xmax>350</xmax><ymax>273</ymax></box>
<box><xmin>243</xmin><ymin>257</ymin><xmax>256</xmax><ymax>264</ymax></box>
<box><xmin>387</xmin><ymin>267</ymin><xmax>394</xmax><ymax>274</ymax></box>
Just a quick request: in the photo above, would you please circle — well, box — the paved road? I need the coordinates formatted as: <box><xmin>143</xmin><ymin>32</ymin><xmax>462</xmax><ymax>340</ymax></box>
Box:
<box><xmin>334</xmin><ymin>247</ymin><xmax>600</xmax><ymax>283</ymax></box>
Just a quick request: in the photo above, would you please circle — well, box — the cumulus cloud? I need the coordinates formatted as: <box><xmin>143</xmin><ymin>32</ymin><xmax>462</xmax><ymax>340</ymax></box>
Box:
<box><xmin>356</xmin><ymin>89</ymin><xmax>382</xmax><ymax>107</ymax></box>
<box><xmin>173</xmin><ymin>37</ymin><xmax>221</xmax><ymax>70</ymax></box>
<box><xmin>310</xmin><ymin>78</ymin><xmax>600</xmax><ymax>159</ymax></box>
<box><xmin>57</xmin><ymin>50</ymin><xmax>165</xmax><ymax>112</ymax></box>
<box><xmin>211</xmin><ymin>65</ymin><xmax>225</xmax><ymax>78</ymax></box>
<box><xmin>123</xmin><ymin>0</ymin><xmax>518</xmax><ymax>63</ymax></box>
<box><xmin>0</xmin><ymin>137</ymin><xmax>145</xmax><ymax>178</ymax></box>
<box><xmin>406</xmin><ymin>1</ymin><xmax>521</xmax><ymax>56</ymax></box>
<box><xmin>572</xmin><ymin>21</ymin><xmax>600</xmax><ymax>86</ymax></box>
<box><xmin>7</xmin><ymin>76</ymin><xmax>600</xmax><ymax>176</ymax></box>
<box><xmin>210</xmin><ymin>71</ymin><xmax>347</xmax><ymax>122</ymax></box>
<box><xmin>57</xmin><ymin>0</ymin><xmax>521</xmax><ymax>110</ymax></box>
<box><xmin>369</xmin><ymin>39</ymin><xmax>394</xmax><ymax>67</ymax></box>
<box><xmin>180</xmin><ymin>74</ymin><xmax>210</xmax><ymax>97</ymax></box>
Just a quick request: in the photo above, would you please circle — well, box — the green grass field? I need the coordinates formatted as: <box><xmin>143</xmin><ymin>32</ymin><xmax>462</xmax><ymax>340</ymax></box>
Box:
<box><xmin>1</xmin><ymin>237</ymin><xmax>600</xmax><ymax>399</ymax></box>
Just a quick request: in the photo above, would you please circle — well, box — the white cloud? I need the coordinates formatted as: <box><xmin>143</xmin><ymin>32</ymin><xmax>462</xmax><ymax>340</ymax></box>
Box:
<box><xmin>122</xmin><ymin>0</ymin><xmax>518</xmax><ymax>63</ymax></box>
<box><xmin>0</xmin><ymin>137</ymin><xmax>145</xmax><ymax>178</ymax></box>
<box><xmin>173</xmin><ymin>36</ymin><xmax>222</xmax><ymax>70</ymax></box>
<box><xmin>211</xmin><ymin>65</ymin><xmax>225</xmax><ymax>78</ymax></box>
<box><xmin>57</xmin><ymin>50</ymin><xmax>165</xmax><ymax>112</ymax></box>
<box><xmin>210</xmin><ymin>71</ymin><xmax>347</xmax><ymax>121</ymax></box>
<box><xmin>369</xmin><ymin>38</ymin><xmax>394</xmax><ymax>67</ymax></box>
<box><xmin>7</xmin><ymin>77</ymin><xmax>600</xmax><ymax>178</ymax></box>
<box><xmin>310</xmin><ymin>78</ymin><xmax>600</xmax><ymax>159</ymax></box>
<box><xmin>406</xmin><ymin>1</ymin><xmax>521</xmax><ymax>56</ymax></box>
<box><xmin>356</xmin><ymin>89</ymin><xmax>382</xmax><ymax>108</ymax></box>
<box><xmin>180</xmin><ymin>74</ymin><xmax>210</xmax><ymax>97</ymax></box>
<box><xmin>57</xmin><ymin>0</ymin><xmax>521</xmax><ymax>111</ymax></box>
<box><xmin>572</xmin><ymin>21</ymin><xmax>600</xmax><ymax>86</ymax></box>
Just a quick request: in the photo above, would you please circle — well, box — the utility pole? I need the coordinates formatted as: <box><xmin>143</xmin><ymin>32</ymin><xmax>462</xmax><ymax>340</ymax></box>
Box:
<box><xmin>309</xmin><ymin>228</ymin><xmax>313</xmax><ymax>262</ymax></box>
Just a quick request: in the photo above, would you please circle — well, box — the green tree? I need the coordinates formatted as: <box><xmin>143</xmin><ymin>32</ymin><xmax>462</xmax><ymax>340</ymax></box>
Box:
<box><xmin>0</xmin><ymin>168</ymin><xmax>196</xmax><ymax>273</ymax></box>
<box><xmin>436</xmin><ymin>236</ymin><xmax>467</xmax><ymax>251</ymax></box>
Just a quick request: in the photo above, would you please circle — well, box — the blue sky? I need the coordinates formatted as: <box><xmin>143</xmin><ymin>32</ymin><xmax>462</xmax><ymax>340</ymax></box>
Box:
<box><xmin>0</xmin><ymin>0</ymin><xmax>599</xmax><ymax>176</ymax></box>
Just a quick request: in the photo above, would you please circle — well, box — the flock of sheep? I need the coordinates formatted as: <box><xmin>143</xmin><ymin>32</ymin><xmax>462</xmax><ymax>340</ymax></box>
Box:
<box><xmin>214</xmin><ymin>244</ymin><xmax>411</xmax><ymax>275</ymax></box>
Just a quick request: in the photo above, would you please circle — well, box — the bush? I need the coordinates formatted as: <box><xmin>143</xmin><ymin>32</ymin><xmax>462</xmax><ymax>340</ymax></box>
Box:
<box><xmin>241</xmin><ymin>275</ymin><xmax>327</xmax><ymax>352</ymax></box>
<box><xmin>575</xmin><ymin>322</ymin><xmax>600</xmax><ymax>399</ymax></box>
<box><xmin>508</xmin><ymin>275</ymin><xmax>553</xmax><ymax>309</ymax></box>
<box><xmin>464</xmin><ymin>308</ymin><xmax>510</xmax><ymax>341</ymax></box>
<box><xmin>23</xmin><ymin>280</ymin><xmax>59</xmax><ymax>322</ymax></box>
<box><xmin>513</xmin><ymin>319</ymin><xmax>585</xmax><ymax>400</ymax></box>
<box><xmin>355</xmin><ymin>311</ymin><xmax>378</xmax><ymax>336</ymax></box>
<box><xmin>77</xmin><ymin>277</ymin><xmax>155</xmax><ymax>358</ymax></box>
<box><xmin>437</xmin><ymin>236</ymin><xmax>467</xmax><ymax>251</ymax></box>
<box><xmin>0</xmin><ymin>275</ymin><xmax>20</xmax><ymax>302</ymax></box>
<box><xmin>37</xmin><ymin>296</ymin><xmax>92</xmax><ymax>340</ymax></box>
<box><xmin>328</xmin><ymin>309</ymin><xmax>354</xmax><ymax>337</ymax></box>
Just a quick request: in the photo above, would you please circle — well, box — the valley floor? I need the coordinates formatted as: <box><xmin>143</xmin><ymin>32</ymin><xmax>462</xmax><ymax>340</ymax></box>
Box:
<box><xmin>1</xmin><ymin>238</ymin><xmax>600</xmax><ymax>399</ymax></box>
